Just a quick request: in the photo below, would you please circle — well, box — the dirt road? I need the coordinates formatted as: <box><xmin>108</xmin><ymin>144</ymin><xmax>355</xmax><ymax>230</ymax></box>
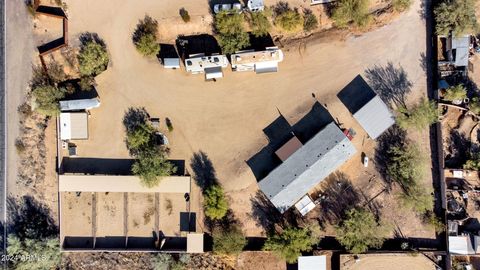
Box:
<box><xmin>65</xmin><ymin>0</ymin><xmax>427</xmax><ymax>235</ymax></box>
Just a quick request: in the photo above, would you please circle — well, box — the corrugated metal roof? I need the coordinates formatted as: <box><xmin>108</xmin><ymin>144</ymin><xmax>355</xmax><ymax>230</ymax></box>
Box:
<box><xmin>449</xmin><ymin>235</ymin><xmax>476</xmax><ymax>255</ymax></box>
<box><xmin>353</xmin><ymin>95</ymin><xmax>395</xmax><ymax>140</ymax></box>
<box><xmin>163</xmin><ymin>58</ymin><xmax>180</xmax><ymax>68</ymax></box>
<box><xmin>59</xmin><ymin>175</ymin><xmax>191</xmax><ymax>193</ymax></box>
<box><xmin>258</xmin><ymin>122</ymin><xmax>356</xmax><ymax>213</ymax></box>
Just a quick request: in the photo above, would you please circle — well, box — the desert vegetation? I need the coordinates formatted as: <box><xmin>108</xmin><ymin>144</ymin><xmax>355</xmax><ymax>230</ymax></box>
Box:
<box><xmin>273</xmin><ymin>2</ymin><xmax>304</xmax><ymax>32</ymax></box>
<box><xmin>214</xmin><ymin>11</ymin><xmax>250</xmax><ymax>54</ymax></box>
<box><xmin>396</xmin><ymin>98</ymin><xmax>439</xmax><ymax>131</ymax></box>
<box><xmin>263</xmin><ymin>226</ymin><xmax>316</xmax><ymax>263</ymax></box>
<box><xmin>434</xmin><ymin>0</ymin><xmax>477</xmax><ymax>36</ymax></box>
<box><xmin>331</xmin><ymin>0</ymin><xmax>372</xmax><ymax>28</ymax></box>
<box><xmin>133</xmin><ymin>15</ymin><xmax>160</xmax><ymax>57</ymax></box>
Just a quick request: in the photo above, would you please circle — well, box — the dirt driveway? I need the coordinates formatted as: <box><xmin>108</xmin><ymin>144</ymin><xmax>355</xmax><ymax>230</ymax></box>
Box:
<box><xmin>64</xmin><ymin>0</ymin><xmax>427</xmax><ymax>236</ymax></box>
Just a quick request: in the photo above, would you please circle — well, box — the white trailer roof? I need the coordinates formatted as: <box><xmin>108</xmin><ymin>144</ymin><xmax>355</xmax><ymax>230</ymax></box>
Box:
<box><xmin>60</xmin><ymin>112</ymin><xmax>88</xmax><ymax>140</ymax></box>
<box><xmin>60</xmin><ymin>98</ymin><xmax>100</xmax><ymax>111</ymax></box>
<box><xmin>59</xmin><ymin>175</ymin><xmax>191</xmax><ymax>193</ymax></box>
<box><xmin>449</xmin><ymin>235</ymin><xmax>476</xmax><ymax>255</ymax></box>
<box><xmin>185</xmin><ymin>55</ymin><xmax>228</xmax><ymax>73</ymax></box>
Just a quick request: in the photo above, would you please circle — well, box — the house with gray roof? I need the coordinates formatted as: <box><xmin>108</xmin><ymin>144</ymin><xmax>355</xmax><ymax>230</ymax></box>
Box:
<box><xmin>258</xmin><ymin>122</ymin><xmax>357</xmax><ymax>213</ymax></box>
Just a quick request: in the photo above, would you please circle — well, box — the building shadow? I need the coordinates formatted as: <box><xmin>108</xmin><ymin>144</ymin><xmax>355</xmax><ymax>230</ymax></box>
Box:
<box><xmin>246</xmin><ymin>102</ymin><xmax>333</xmax><ymax>181</ymax></box>
<box><xmin>190</xmin><ymin>151</ymin><xmax>218</xmax><ymax>192</ymax></box>
<box><xmin>445</xmin><ymin>130</ymin><xmax>472</xmax><ymax>169</ymax></box>
<box><xmin>176</xmin><ymin>34</ymin><xmax>221</xmax><ymax>59</ymax></box>
<box><xmin>373</xmin><ymin>125</ymin><xmax>407</xmax><ymax>189</ymax></box>
<box><xmin>364</xmin><ymin>62</ymin><xmax>412</xmax><ymax>109</ymax></box>
<box><xmin>337</xmin><ymin>75</ymin><xmax>377</xmax><ymax>115</ymax></box>
<box><xmin>158</xmin><ymin>44</ymin><xmax>179</xmax><ymax>64</ymax></box>
<box><xmin>60</xmin><ymin>157</ymin><xmax>135</xmax><ymax>175</ymax></box>
<box><xmin>126</xmin><ymin>236</ymin><xmax>156</xmax><ymax>249</ymax></box>
<box><xmin>59</xmin><ymin>79</ymin><xmax>99</xmax><ymax>99</ymax></box>
<box><xmin>292</xmin><ymin>102</ymin><xmax>334</xmax><ymax>142</ymax></box>
<box><xmin>37</xmin><ymin>37</ymin><xmax>66</xmax><ymax>54</ymax></box>
<box><xmin>62</xmin><ymin>236</ymin><xmax>94</xmax><ymax>249</ymax></box>
<box><xmin>313</xmin><ymin>172</ymin><xmax>361</xmax><ymax>225</ymax></box>
<box><xmin>95</xmin><ymin>236</ymin><xmax>127</xmax><ymax>249</ymax></box>
<box><xmin>36</xmin><ymin>5</ymin><xmax>66</xmax><ymax>17</ymax></box>
<box><xmin>246</xmin><ymin>115</ymin><xmax>292</xmax><ymax>181</ymax></box>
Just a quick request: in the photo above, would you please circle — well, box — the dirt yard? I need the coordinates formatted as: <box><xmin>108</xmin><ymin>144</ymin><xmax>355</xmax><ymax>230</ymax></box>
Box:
<box><xmin>62</xmin><ymin>0</ymin><xmax>428</xmax><ymax>237</ymax></box>
<box><xmin>340</xmin><ymin>253</ymin><xmax>436</xmax><ymax>270</ymax></box>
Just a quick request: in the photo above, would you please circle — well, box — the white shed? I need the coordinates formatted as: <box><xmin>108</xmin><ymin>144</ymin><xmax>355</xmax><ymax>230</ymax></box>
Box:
<box><xmin>60</xmin><ymin>112</ymin><xmax>88</xmax><ymax>140</ymax></box>
<box><xmin>298</xmin><ymin>255</ymin><xmax>327</xmax><ymax>270</ymax></box>
<box><xmin>163</xmin><ymin>58</ymin><xmax>181</xmax><ymax>69</ymax></box>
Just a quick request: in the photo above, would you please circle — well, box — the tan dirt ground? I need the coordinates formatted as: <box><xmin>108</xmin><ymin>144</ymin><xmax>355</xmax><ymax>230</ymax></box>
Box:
<box><xmin>127</xmin><ymin>193</ymin><xmax>156</xmax><ymax>237</ymax></box>
<box><xmin>32</xmin><ymin>14</ymin><xmax>64</xmax><ymax>46</ymax></box>
<box><xmin>96</xmin><ymin>192</ymin><xmax>125</xmax><ymax>237</ymax></box>
<box><xmin>159</xmin><ymin>193</ymin><xmax>189</xmax><ymax>236</ymax></box>
<box><xmin>61</xmin><ymin>192</ymin><xmax>93</xmax><ymax>238</ymax></box>
<box><xmin>63</xmin><ymin>0</ymin><xmax>428</xmax><ymax>237</ymax></box>
<box><xmin>340</xmin><ymin>253</ymin><xmax>436</xmax><ymax>270</ymax></box>
<box><xmin>235</xmin><ymin>251</ymin><xmax>286</xmax><ymax>270</ymax></box>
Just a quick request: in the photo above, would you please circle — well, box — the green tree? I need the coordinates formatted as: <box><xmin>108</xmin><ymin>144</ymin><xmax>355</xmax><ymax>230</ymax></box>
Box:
<box><xmin>392</xmin><ymin>0</ymin><xmax>412</xmax><ymax>12</ymax></box>
<box><xmin>204</xmin><ymin>184</ymin><xmax>229</xmax><ymax>220</ymax></box>
<box><xmin>133</xmin><ymin>15</ymin><xmax>160</xmax><ymax>57</ymax></box>
<box><xmin>275</xmin><ymin>9</ymin><xmax>304</xmax><ymax>31</ymax></box>
<box><xmin>464</xmin><ymin>152</ymin><xmax>480</xmax><ymax>170</ymax></box>
<box><xmin>215</xmin><ymin>11</ymin><xmax>250</xmax><ymax>54</ymax></box>
<box><xmin>434</xmin><ymin>0</ymin><xmax>477</xmax><ymax>36</ymax></box>
<box><xmin>398</xmin><ymin>185</ymin><xmax>433</xmax><ymax>214</ymax></box>
<box><xmin>386</xmin><ymin>143</ymin><xmax>426</xmax><ymax>189</ymax></box>
<box><xmin>132</xmin><ymin>149</ymin><xmax>177</xmax><ymax>187</ymax></box>
<box><xmin>212</xmin><ymin>225</ymin><xmax>247</xmax><ymax>255</ymax></box>
<box><xmin>7</xmin><ymin>235</ymin><xmax>60</xmax><ymax>270</ymax></box>
<box><xmin>303</xmin><ymin>9</ymin><xmax>319</xmax><ymax>31</ymax></box>
<box><xmin>250</xmin><ymin>11</ymin><xmax>272</xmax><ymax>37</ymax></box>
<box><xmin>332</xmin><ymin>0</ymin><xmax>371</xmax><ymax>28</ymax></box>
<box><xmin>444</xmin><ymin>84</ymin><xmax>467</xmax><ymax>102</ymax></box>
<box><xmin>78</xmin><ymin>40</ymin><xmax>109</xmax><ymax>76</ymax></box>
<box><xmin>263</xmin><ymin>227</ymin><xmax>315</xmax><ymax>263</ymax></box>
<box><xmin>127</xmin><ymin>123</ymin><xmax>155</xmax><ymax>151</ymax></box>
<box><xmin>31</xmin><ymin>85</ymin><xmax>66</xmax><ymax>116</ymax></box>
<box><xmin>336</xmin><ymin>208</ymin><xmax>388</xmax><ymax>253</ymax></box>
<box><xmin>396</xmin><ymin>98</ymin><xmax>438</xmax><ymax>130</ymax></box>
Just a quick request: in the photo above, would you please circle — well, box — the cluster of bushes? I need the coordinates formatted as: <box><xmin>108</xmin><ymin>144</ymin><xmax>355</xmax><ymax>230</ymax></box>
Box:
<box><xmin>133</xmin><ymin>15</ymin><xmax>160</xmax><ymax>57</ymax></box>
<box><xmin>214</xmin><ymin>11</ymin><xmax>251</xmax><ymax>54</ymax></box>
<box><xmin>272</xmin><ymin>3</ymin><xmax>318</xmax><ymax>32</ymax></box>
<box><xmin>434</xmin><ymin>0</ymin><xmax>477</xmax><ymax>36</ymax></box>
<box><xmin>30</xmin><ymin>33</ymin><xmax>109</xmax><ymax>116</ymax></box>
<box><xmin>396</xmin><ymin>98</ymin><xmax>438</xmax><ymax>131</ymax></box>
<box><xmin>263</xmin><ymin>226</ymin><xmax>318</xmax><ymax>263</ymax></box>
<box><xmin>151</xmin><ymin>253</ymin><xmax>190</xmax><ymax>270</ymax></box>
<box><xmin>123</xmin><ymin>108</ymin><xmax>176</xmax><ymax>187</ymax></box>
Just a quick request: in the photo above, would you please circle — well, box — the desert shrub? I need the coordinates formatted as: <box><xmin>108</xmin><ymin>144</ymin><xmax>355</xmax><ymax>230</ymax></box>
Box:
<box><xmin>133</xmin><ymin>15</ymin><xmax>160</xmax><ymax>57</ymax></box>
<box><xmin>434</xmin><ymin>0</ymin><xmax>477</xmax><ymax>36</ymax></box>
<box><xmin>79</xmin><ymin>76</ymin><xmax>96</xmax><ymax>91</ymax></box>
<box><xmin>132</xmin><ymin>149</ymin><xmax>177</xmax><ymax>187</ymax></box>
<box><xmin>31</xmin><ymin>85</ymin><xmax>66</xmax><ymax>116</ymax></box>
<box><xmin>166</xmin><ymin>117</ymin><xmax>174</xmax><ymax>132</ymax></box>
<box><xmin>7</xmin><ymin>235</ymin><xmax>60</xmax><ymax>270</ymax></box>
<box><xmin>25</xmin><ymin>1</ymin><xmax>36</xmax><ymax>17</ymax></box>
<box><xmin>387</xmin><ymin>143</ymin><xmax>426</xmax><ymax>189</ymax></box>
<box><xmin>263</xmin><ymin>227</ymin><xmax>315</xmax><ymax>263</ymax></box>
<box><xmin>423</xmin><ymin>211</ymin><xmax>444</xmax><ymax>231</ymax></box>
<box><xmin>152</xmin><ymin>253</ymin><xmax>173</xmax><ymax>270</ymax></box>
<box><xmin>443</xmin><ymin>84</ymin><xmax>467</xmax><ymax>102</ymax></box>
<box><xmin>336</xmin><ymin>208</ymin><xmax>388</xmax><ymax>253</ymax></box>
<box><xmin>15</xmin><ymin>139</ymin><xmax>26</xmax><ymax>154</ymax></box>
<box><xmin>332</xmin><ymin>0</ymin><xmax>371</xmax><ymax>28</ymax></box>
<box><xmin>303</xmin><ymin>9</ymin><xmax>319</xmax><ymax>31</ymax></box>
<box><xmin>392</xmin><ymin>0</ymin><xmax>412</xmax><ymax>12</ymax></box>
<box><xmin>78</xmin><ymin>39</ymin><xmax>109</xmax><ymax>76</ymax></box>
<box><xmin>464</xmin><ymin>152</ymin><xmax>480</xmax><ymax>170</ymax></box>
<box><xmin>179</xmin><ymin>8</ymin><xmax>191</xmax><ymax>23</ymax></box>
<box><xmin>396</xmin><ymin>98</ymin><xmax>438</xmax><ymax>130</ymax></box>
<box><xmin>215</xmin><ymin>11</ymin><xmax>250</xmax><ymax>54</ymax></box>
<box><xmin>123</xmin><ymin>107</ymin><xmax>149</xmax><ymax>134</ymax></box>
<box><xmin>274</xmin><ymin>5</ymin><xmax>304</xmax><ymax>32</ymax></box>
<box><xmin>250</xmin><ymin>10</ymin><xmax>272</xmax><ymax>37</ymax></box>
<box><xmin>469</xmin><ymin>97</ymin><xmax>480</xmax><ymax>114</ymax></box>
<box><xmin>212</xmin><ymin>225</ymin><xmax>247</xmax><ymax>255</ymax></box>
<box><xmin>398</xmin><ymin>185</ymin><xmax>434</xmax><ymax>213</ymax></box>
<box><xmin>204</xmin><ymin>184</ymin><xmax>229</xmax><ymax>220</ymax></box>
<box><xmin>45</xmin><ymin>61</ymin><xmax>67</xmax><ymax>83</ymax></box>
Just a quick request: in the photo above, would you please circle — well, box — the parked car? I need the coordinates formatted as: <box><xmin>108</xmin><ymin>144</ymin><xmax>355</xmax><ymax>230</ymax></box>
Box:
<box><xmin>213</xmin><ymin>3</ymin><xmax>243</xmax><ymax>14</ymax></box>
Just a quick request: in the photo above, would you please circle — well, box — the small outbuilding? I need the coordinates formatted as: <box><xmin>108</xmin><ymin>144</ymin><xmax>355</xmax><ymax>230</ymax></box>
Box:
<box><xmin>60</xmin><ymin>112</ymin><xmax>88</xmax><ymax>140</ymax></box>
<box><xmin>298</xmin><ymin>255</ymin><xmax>327</xmax><ymax>270</ymax></box>
<box><xmin>352</xmin><ymin>95</ymin><xmax>395</xmax><ymax>140</ymax></box>
<box><xmin>163</xmin><ymin>58</ymin><xmax>181</xmax><ymax>69</ymax></box>
<box><xmin>294</xmin><ymin>195</ymin><xmax>316</xmax><ymax>216</ymax></box>
<box><xmin>186</xmin><ymin>233</ymin><xmax>204</xmax><ymax>253</ymax></box>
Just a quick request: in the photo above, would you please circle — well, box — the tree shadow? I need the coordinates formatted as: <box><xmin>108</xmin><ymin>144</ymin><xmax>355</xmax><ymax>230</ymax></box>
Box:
<box><xmin>123</xmin><ymin>107</ymin><xmax>149</xmax><ymax>134</ymax></box>
<box><xmin>365</xmin><ymin>62</ymin><xmax>412</xmax><ymax>109</ymax></box>
<box><xmin>313</xmin><ymin>172</ymin><xmax>361</xmax><ymax>225</ymax></box>
<box><xmin>190</xmin><ymin>151</ymin><xmax>218</xmax><ymax>192</ymax></box>
<box><xmin>7</xmin><ymin>195</ymin><xmax>58</xmax><ymax>240</ymax></box>
<box><xmin>374</xmin><ymin>125</ymin><xmax>407</xmax><ymax>190</ymax></box>
<box><xmin>79</xmin><ymin>32</ymin><xmax>106</xmax><ymax>48</ymax></box>
<box><xmin>445</xmin><ymin>130</ymin><xmax>471</xmax><ymax>168</ymax></box>
<box><xmin>249</xmin><ymin>190</ymin><xmax>286</xmax><ymax>232</ymax></box>
<box><xmin>132</xmin><ymin>15</ymin><xmax>157</xmax><ymax>45</ymax></box>
<box><xmin>419</xmin><ymin>52</ymin><xmax>428</xmax><ymax>73</ymax></box>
